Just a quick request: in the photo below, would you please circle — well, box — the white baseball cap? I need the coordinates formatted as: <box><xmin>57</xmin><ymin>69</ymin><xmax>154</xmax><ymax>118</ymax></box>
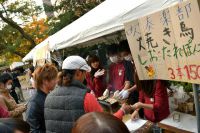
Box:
<box><xmin>62</xmin><ymin>56</ymin><xmax>91</xmax><ymax>72</ymax></box>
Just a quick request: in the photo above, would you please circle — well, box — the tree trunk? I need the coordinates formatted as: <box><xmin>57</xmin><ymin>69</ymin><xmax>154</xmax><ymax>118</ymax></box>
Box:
<box><xmin>0</xmin><ymin>13</ymin><xmax>36</xmax><ymax>49</ymax></box>
<box><xmin>42</xmin><ymin>0</ymin><xmax>54</xmax><ymax>18</ymax></box>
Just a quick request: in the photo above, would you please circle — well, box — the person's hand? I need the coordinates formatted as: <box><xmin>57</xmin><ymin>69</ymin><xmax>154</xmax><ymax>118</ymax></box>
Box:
<box><xmin>131</xmin><ymin>110</ymin><xmax>139</xmax><ymax>120</ymax></box>
<box><xmin>113</xmin><ymin>90</ymin><xmax>120</xmax><ymax>99</ymax></box>
<box><xmin>119</xmin><ymin>90</ymin><xmax>130</xmax><ymax>100</ymax></box>
<box><xmin>90</xmin><ymin>90</ymin><xmax>95</xmax><ymax>96</ymax></box>
<box><xmin>94</xmin><ymin>69</ymin><xmax>105</xmax><ymax>78</ymax></box>
<box><xmin>132</xmin><ymin>102</ymin><xmax>143</xmax><ymax>110</ymax></box>
<box><xmin>103</xmin><ymin>89</ymin><xmax>109</xmax><ymax>97</ymax></box>
<box><xmin>21</xmin><ymin>104</ymin><xmax>27</xmax><ymax>112</ymax></box>
<box><xmin>121</xmin><ymin>103</ymin><xmax>133</xmax><ymax>114</ymax></box>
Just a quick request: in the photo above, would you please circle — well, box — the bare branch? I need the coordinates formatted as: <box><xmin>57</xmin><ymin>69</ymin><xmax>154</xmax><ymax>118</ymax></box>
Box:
<box><xmin>0</xmin><ymin>12</ymin><xmax>36</xmax><ymax>49</ymax></box>
<box><xmin>0</xmin><ymin>3</ymin><xmax>9</xmax><ymax>17</ymax></box>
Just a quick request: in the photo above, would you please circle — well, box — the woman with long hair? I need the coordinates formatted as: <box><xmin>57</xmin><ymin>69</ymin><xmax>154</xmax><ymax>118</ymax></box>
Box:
<box><xmin>86</xmin><ymin>55</ymin><xmax>106</xmax><ymax>97</ymax></box>
<box><xmin>131</xmin><ymin>70</ymin><xmax>170</xmax><ymax>132</ymax></box>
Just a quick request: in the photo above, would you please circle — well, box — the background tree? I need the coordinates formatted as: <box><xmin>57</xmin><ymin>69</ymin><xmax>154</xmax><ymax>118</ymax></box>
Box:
<box><xmin>0</xmin><ymin>0</ymin><xmax>43</xmax><ymax>48</ymax></box>
<box><xmin>0</xmin><ymin>0</ymin><xmax>46</xmax><ymax>65</ymax></box>
<box><xmin>0</xmin><ymin>18</ymin><xmax>48</xmax><ymax>64</ymax></box>
<box><xmin>46</xmin><ymin>0</ymin><xmax>104</xmax><ymax>35</ymax></box>
<box><xmin>42</xmin><ymin>0</ymin><xmax>54</xmax><ymax>18</ymax></box>
<box><xmin>0</xmin><ymin>0</ymin><xmax>104</xmax><ymax>65</ymax></box>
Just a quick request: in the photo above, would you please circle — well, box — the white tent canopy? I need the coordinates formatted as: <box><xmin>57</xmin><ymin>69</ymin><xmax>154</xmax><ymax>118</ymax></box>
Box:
<box><xmin>23</xmin><ymin>0</ymin><xmax>179</xmax><ymax>62</ymax></box>
<box><xmin>10</xmin><ymin>62</ymin><xmax>27</xmax><ymax>70</ymax></box>
<box><xmin>49</xmin><ymin>0</ymin><xmax>179</xmax><ymax>50</ymax></box>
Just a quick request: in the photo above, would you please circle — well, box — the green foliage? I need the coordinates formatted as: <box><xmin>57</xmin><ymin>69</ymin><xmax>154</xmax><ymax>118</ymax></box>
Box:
<box><xmin>0</xmin><ymin>25</ymin><xmax>19</xmax><ymax>50</ymax></box>
<box><xmin>0</xmin><ymin>18</ymin><xmax>49</xmax><ymax>61</ymax></box>
<box><xmin>48</xmin><ymin>11</ymin><xmax>76</xmax><ymax>35</ymax></box>
<box><xmin>0</xmin><ymin>0</ymin><xmax>42</xmax><ymax>24</ymax></box>
<box><xmin>47</xmin><ymin>0</ymin><xmax>104</xmax><ymax>35</ymax></box>
<box><xmin>0</xmin><ymin>0</ymin><xmax>48</xmax><ymax>65</ymax></box>
<box><xmin>0</xmin><ymin>0</ymin><xmax>104</xmax><ymax>67</ymax></box>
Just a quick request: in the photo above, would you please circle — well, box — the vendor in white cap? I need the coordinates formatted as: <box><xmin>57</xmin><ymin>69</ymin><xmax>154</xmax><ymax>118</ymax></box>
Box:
<box><xmin>44</xmin><ymin>56</ymin><xmax>132</xmax><ymax>133</ymax></box>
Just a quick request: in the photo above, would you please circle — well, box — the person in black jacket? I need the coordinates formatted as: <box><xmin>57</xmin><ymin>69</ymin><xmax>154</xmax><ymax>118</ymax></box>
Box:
<box><xmin>10</xmin><ymin>67</ymin><xmax>26</xmax><ymax>103</ymax></box>
<box><xmin>26</xmin><ymin>64</ymin><xmax>58</xmax><ymax>133</ymax></box>
<box><xmin>0</xmin><ymin>118</ymin><xmax>30</xmax><ymax>133</ymax></box>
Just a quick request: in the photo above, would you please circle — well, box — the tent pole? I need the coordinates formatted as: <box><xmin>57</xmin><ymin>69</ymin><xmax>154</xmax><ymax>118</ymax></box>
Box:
<box><xmin>192</xmin><ymin>84</ymin><xmax>200</xmax><ymax>133</ymax></box>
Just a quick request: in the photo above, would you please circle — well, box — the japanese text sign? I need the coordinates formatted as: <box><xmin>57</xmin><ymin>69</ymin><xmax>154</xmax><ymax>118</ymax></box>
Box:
<box><xmin>124</xmin><ymin>0</ymin><xmax>200</xmax><ymax>84</ymax></box>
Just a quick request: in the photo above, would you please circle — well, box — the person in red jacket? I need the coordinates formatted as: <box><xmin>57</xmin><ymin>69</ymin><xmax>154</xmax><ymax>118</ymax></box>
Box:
<box><xmin>58</xmin><ymin>56</ymin><xmax>131</xmax><ymax>119</ymax></box>
<box><xmin>107</xmin><ymin>44</ymin><xmax>131</xmax><ymax>91</ymax></box>
<box><xmin>131</xmin><ymin>72</ymin><xmax>170</xmax><ymax>123</ymax></box>
<box><xmin>0</xmin><ymin>84</ymin><xmax>9</xmax><ymax>118</ymax></box>
<box><xmin>0</xmin><ymin>106</ymin><xmax>9</xmax><ymax>118</ymax></box>
<box><xmin>86</xmin><ymin>55</ymin><xmax>106</xmax><ymax>97</ymax></box>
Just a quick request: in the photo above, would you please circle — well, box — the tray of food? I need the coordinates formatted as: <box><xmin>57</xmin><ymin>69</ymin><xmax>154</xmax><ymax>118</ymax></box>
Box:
<box><xmin>98</xmin><ymin>95</ymin><xmax>108</xmax><ymax>101</ymax></box>
<box><xmin>105</xmin><ymin>98</ymin><xmax>118</xmax><ymax>105</ymax></box>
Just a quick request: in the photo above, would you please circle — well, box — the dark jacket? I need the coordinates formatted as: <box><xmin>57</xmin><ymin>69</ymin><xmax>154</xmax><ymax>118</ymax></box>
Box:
<box><xmin>26</xmin><ymin>89</ymin><xmax>47</xmax><ymax>133</ymax></box>
<box><xmin>123</xmin><ymin>60</ymin><xmax>134</xmax><ymax>85</ymax></box>
<box><xmin>9</xmin><ymin>72</ymin><xmax>20</xmax><ymax>103</ymax></box>
<box><xmin>45</xmin><ymin>80</ymin><xmax>89</xmax><ymax>133</ymax></box>
<box><xmin>11</xmin><ymin>72</ymin><xmax>21</xmax><ymax>88</ymax></box>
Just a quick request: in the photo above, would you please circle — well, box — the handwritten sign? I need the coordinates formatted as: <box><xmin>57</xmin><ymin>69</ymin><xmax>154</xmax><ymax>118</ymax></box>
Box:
<box><xmin>33</xmin><ymin>44</ymin><xmax>51</xmax><ymax>67</ymax></box>
<box><xmin>18</xmin><ymin>75</ymin><xmax>31</xmax><ymax>89</ymax></box>
<box><xmin>124</xmin><ymin>0</ymin><xmax>200</xmax><ymax>84</ymax></box>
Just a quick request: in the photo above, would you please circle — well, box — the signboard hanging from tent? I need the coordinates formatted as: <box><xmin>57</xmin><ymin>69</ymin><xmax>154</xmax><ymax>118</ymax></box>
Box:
<box><xmin>33</xmin><ymin>43</ymin><xmax>51</xmax><ymax>67</ymax></box>
<box><xmin>124</xmin><ymin>0</ymin><xmax>200</xmax><ymax>84</ymax></box>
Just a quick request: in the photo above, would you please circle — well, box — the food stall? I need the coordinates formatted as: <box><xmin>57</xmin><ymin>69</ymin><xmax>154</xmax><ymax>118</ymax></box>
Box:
<box><xmin>124</xmin><ymin>0</ymin><xmax>200</xmax><ymax>132</ymax></box>
<box><xmin>22</xmin><ymin>0</ymin><xmax>199</xmax><ymax>132</ymax></box>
